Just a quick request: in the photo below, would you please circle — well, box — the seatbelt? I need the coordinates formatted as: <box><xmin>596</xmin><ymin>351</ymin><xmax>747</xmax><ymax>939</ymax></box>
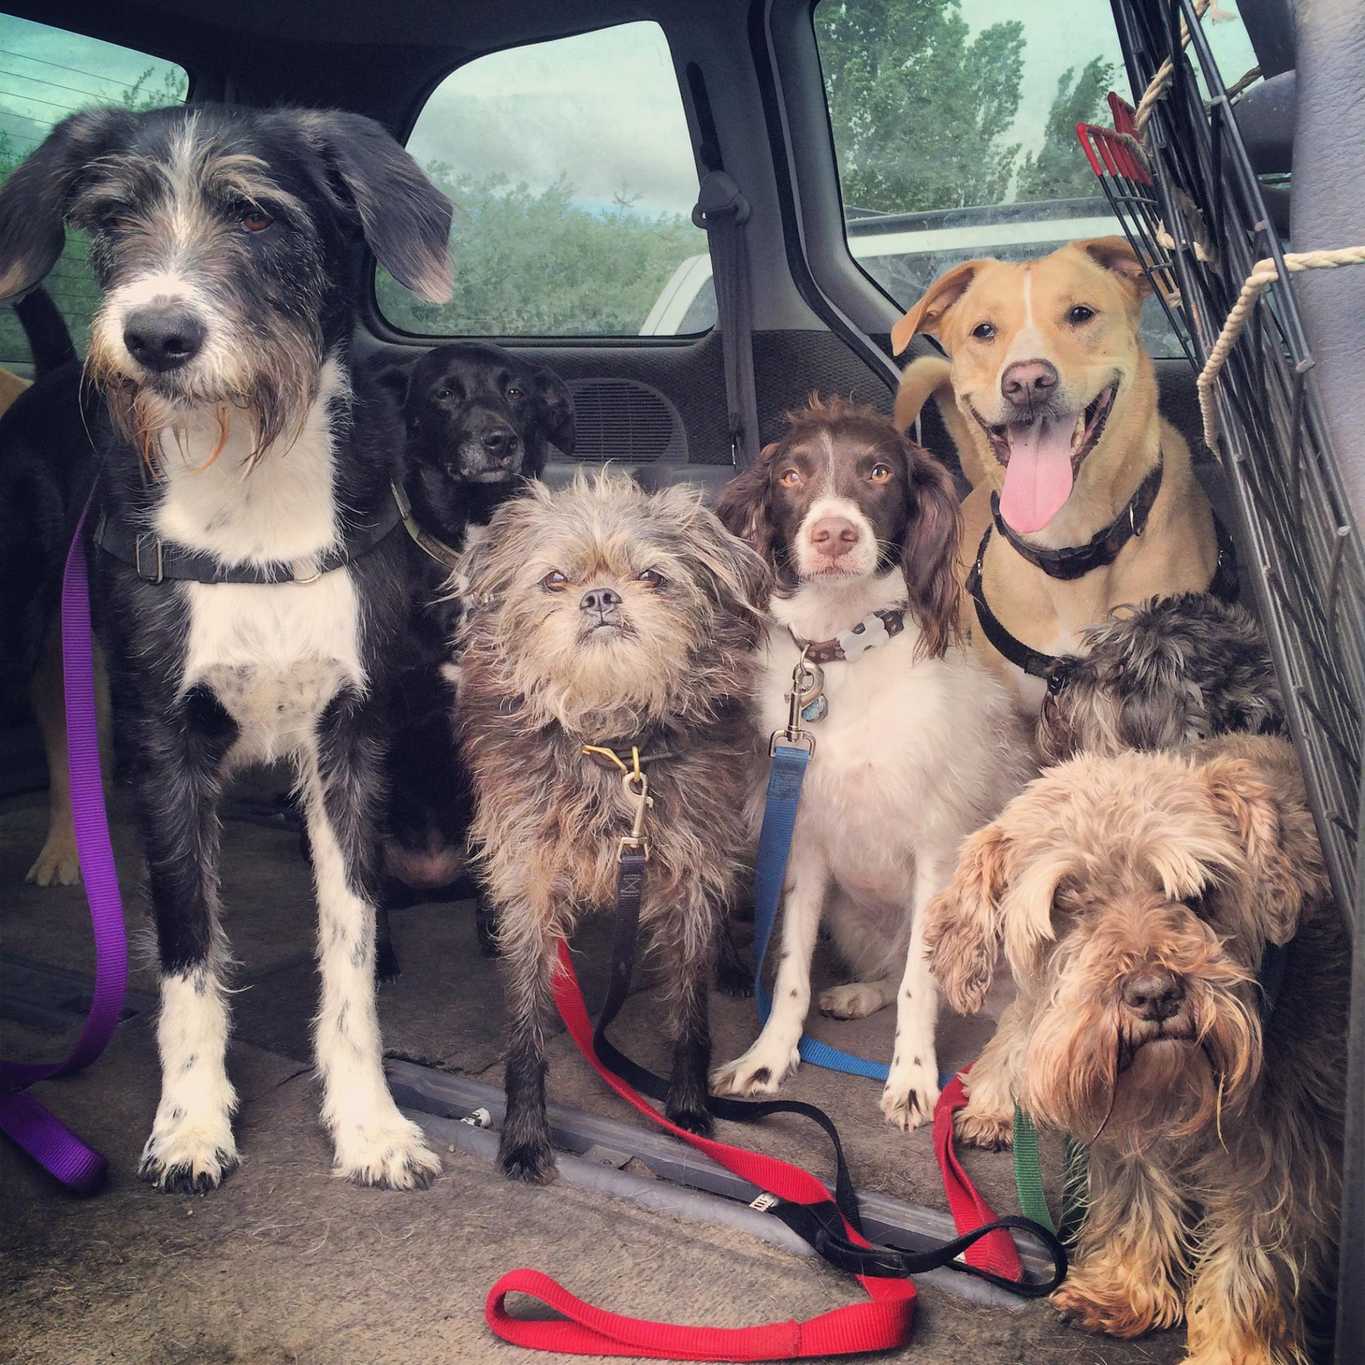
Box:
<box><xmin>693</xmin><ymin>170</ymin><xmax>759</xmax><ymax>466</ymax></box>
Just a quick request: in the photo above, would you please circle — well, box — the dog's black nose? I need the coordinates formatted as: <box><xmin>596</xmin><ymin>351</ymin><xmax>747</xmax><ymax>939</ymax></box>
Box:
<box><xmin>580</xmin><ymin>587</ymin><xmax>622</xmax><ymax>615</ymax></box>
<box><xmin>1121</xmin><ymin>969</ymin><xmax>1185</xmax><ymax>1021</ymax></box>
<box><xmin>124</xmin><ymin>306</ymin><xmax>206</xmax><ymax>373</ymax></box>
<box><xmin>480</xmin><ymin>426</ymin><xmax>519</xmax><ymax>457</ymax></box>
<box><xmin>1001</xmin><ymin>359</ymin><xmax>1058</xmax><ymax>404</ymax></box>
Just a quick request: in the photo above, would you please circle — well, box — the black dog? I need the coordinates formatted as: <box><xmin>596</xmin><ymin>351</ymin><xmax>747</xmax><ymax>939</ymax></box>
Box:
<box><xmin>0</xmin><ymin>103</ymin><xmax>453</xmax><ymax>1191</ymax></box>
<box><xmin>373</xmin><ymin>343</ymin><xmax>574</xmax><ymax>971</ymax></box>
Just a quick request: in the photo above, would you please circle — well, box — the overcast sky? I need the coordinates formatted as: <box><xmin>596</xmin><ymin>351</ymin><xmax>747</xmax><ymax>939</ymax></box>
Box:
<box><xmin>1</xmin><ymin>4</ymin><xmax>1257</xmax><ymax>218</ymax></box>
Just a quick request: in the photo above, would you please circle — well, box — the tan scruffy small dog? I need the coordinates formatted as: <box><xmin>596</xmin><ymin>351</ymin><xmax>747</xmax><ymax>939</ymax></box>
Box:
<box><xmin>457</xmin><ymin>470</ymin><xmax>769</xmax><ymax>1184</ymax></box>
<box><xmin>924</xmin><ymin>735</ymin><xmax>1347</xmax><ymax>1364</ymax></box>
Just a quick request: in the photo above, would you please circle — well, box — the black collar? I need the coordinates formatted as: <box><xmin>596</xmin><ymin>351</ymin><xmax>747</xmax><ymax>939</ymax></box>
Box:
<box><xmin>966</xmin><ymin>515</ymin><xmax>1240</xmax><ymax>681</ymax></box>
<box><xmin>391</xmin><ymin>480</ymin><xmax>462</xmax><ymax>572</ymax></box>
<box><xmin>990</xmin><ymin>458</ymin><xmax>1164</xmax><ymax>580</ymax></box>
<box><xmin>95</xmin><ymin>496</ymin><xmax>403</xmax><ymax>586</ymax></box>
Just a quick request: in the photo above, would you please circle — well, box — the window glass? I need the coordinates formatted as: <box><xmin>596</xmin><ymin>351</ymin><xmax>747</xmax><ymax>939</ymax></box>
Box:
<box><xmin>0</xmin><ymin>14</ymin><xmax>189</xmax><ymax>363</ymax></box>
<box><xmin>814</xmin><ymin>0</ymin><xmax>1258</xmax><ymax>356</ymax></box>
<box><xmin>377</xmin><ymin>21</ymin><xmax>714</xmax><ymax>338</ymax></box>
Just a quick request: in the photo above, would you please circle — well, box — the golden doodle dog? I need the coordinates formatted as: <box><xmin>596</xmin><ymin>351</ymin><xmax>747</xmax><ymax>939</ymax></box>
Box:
<box><xmin>924</xmin><ymin>735</ymin><xmax>1346</xmax><ymax>1364</ymax></box>
<box><xmin>892</xmin><ymin>239</ymin><xmax>1224</xmax><ymax>716</ymax></box>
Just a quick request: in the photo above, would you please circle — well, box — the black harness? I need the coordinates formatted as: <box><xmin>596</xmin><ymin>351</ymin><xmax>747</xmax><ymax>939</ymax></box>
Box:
<box><xmin>965</xmin><ymin>458</ymin><xmax>1240</xmax><ymax>680</ymax></box>
<box><xmin>95</xmin><ymin>494</ymin><xmax>404</xmax><ymax>586</ymax></box>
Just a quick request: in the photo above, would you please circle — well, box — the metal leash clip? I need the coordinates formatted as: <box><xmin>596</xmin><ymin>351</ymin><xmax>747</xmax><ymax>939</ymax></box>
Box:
<box><xmin>618</xmin><ymin>768</ymin><xmax>652</xmax><ymax>862</ymax></box>
<box><xmin>770</xmin><ymin>646</ymin><xmax>819</xmax><ymax>756</ymax></box>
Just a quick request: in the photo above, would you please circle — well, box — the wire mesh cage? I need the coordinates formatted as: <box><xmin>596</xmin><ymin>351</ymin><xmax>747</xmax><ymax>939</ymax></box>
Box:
<box><xmin>1081</xmin><ymin>0</ymin><xmax>1364</xmax><ymax>923</ymax></box>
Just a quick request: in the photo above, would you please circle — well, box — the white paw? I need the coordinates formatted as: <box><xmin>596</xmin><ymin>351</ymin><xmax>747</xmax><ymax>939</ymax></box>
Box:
<box><xmin>710</xmin><ymin>1037</ymin><xmax>801</xmax><ymax>1096</ymax></box>
<box><xmin>818</xmin><ymin>982</ymin><xmax>887</xmax><ymax>1020</ymax></box>
<box><xmin>139</xmin><ymin>1117</ymin><xmax>240</xmax><ymax>1193</ymax></box>
<box><xmin>26</xmin><ymin>833</ymin><xmax>80</xmax><ymax>887</ymax></box>
<box><xmin>332</xmin><ymin>1112</ymin><xmax>441</xmax><ymax>1189</ymax></box>
<box><xmin>881</xmin><ymin>1053</ymin><xmax>941</xmax><ymax>1132</ymax></box>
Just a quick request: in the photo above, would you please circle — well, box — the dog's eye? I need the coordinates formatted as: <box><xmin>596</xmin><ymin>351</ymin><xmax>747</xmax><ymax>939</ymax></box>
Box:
<box><xmin>434</xmin><ymin>387</ymin><xmax>453</xmax><ymax>401</ymax></box>
<box><xmin>1068</xmin><ymin>305</ymin><xmax>1096</xmax><ymax>324</ymax></box>
<box><xmin>540</xmin><ymin>571</ymin><xmax>568</xmax><ymax>592</ymax></box>
<box><xmin>506</xmin><ymin>384</ymin><xmax>525</xmax><ymax>400</ymax></box>
<box><xmin>868</xmin><ymin>462</ymin><xmax>893</xmax><ymax>485</ymax></box>
<box><xmin>971</xmin><ymin>322</ymin><xmax>996</xmax><ymax>341</ymax></box>
<box><xmin>778</xmin><ymin>468</ymin><xmax>802</xmax><ymax>487</ymax></box>
<box><xmin>636</xmin><ymin>568</ymin><xmax>665</xmax><ymax>588</ymax></box>
<box><xmin>238</xmin><ymin>206</ymin><xmax>274</xmax><ymax>233</ymax></box>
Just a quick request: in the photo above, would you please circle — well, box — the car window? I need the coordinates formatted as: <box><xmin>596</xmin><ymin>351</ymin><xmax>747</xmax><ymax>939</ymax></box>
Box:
<box><xmin>0</xmin><ymin>14</ymin><xmax>189</xmax><ymax>364</ymax></box>
<box><xmin>377</xmin><ymin>21</ymin><xmax>715</xmax><ymax>339</ymax></box>
<box><xmin>812</xmin><ymin>0</ymin><xmax>1259</xmax><ymax>358</ymax></box>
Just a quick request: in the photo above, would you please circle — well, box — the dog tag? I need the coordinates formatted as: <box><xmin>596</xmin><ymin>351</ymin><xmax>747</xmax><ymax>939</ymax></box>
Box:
<box><xmin>801</xmin><ymin>693</ymin><xmax>829</xmax><ymax>724</ymax></box>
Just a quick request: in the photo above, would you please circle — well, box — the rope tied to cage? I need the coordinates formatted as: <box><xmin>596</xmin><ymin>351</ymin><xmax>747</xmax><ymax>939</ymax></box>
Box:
<box><xmin>1132</xmin><ymin>0</ymin><xmax>1212</xmax><ymax>140</ymax></box>
<box><xmin>1197</xmin><ymin>246</ymin><xmax>1365</xmax><ymax>452</ymax></box>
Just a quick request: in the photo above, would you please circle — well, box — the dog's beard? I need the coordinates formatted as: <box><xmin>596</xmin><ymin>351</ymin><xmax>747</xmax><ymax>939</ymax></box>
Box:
<box><xmin>86</xmin><ymin>312</ymin><xmax>323</xmax><ymax>471</ymax></box>
<box><xmin>494</xmin><ymin>597</ymin><xmax>699</xmax><ymax>738</ymax></box>
<box><xmin>1022</xmin><ymin>981</ymin><xmax>1261</xmax><ymax>1154</ymax></box>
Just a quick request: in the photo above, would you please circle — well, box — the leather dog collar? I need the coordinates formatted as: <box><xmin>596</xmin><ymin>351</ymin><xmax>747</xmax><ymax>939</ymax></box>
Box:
<box><xmin>391</xmin><ymin>480</ymin><xmax>463</xmax><ymax>572</ymax></box>
<box><xmin>95</xmin><ymin>497</ymin><xmax>403</xmax><ymax>586</ymax></box>
<box><xmin>967</xmin><ymin>515</ymin><xmax>1241</xmax><ymax>681</ymax></box>
<box><xmin>990</xmin><ymin>458</ymin><xmax>1165</xmax><ymax>581</ymax></box>
<box><xmin>788</xmin><ymin>605</ymin><xmax>907</xmax><ymax>664</ymax></box>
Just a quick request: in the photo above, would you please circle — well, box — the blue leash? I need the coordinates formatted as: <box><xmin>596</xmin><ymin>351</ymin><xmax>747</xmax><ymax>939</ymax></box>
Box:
<box><xmin>751</xmin><ymin>677</ymin><xmax>891</xmax><ymax>1081</ymax></box>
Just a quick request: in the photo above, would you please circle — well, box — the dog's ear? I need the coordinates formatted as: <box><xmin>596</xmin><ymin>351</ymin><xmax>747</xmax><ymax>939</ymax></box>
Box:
<box><xmin>1201</xmin><ymin>751</ymin><xmax>1326</xmax><ymax>945</ymax></box>
<box><xmin>1074</xmin><ymin>236</ymin><xmax>1152</xmax><ymax>302</ymax></box>
<box><xmin>900</xmin><ymin>439</ymin><xmax>962</xmax><ymax>659</ymax></box>
<box><xmin>890</xmin><ymin>260</ymin><xmax>990</xmax><ymax>355</ymax></box>
<box><xmin>714</xmin><ymin>444</ymin><xmax>779</xmax><ymax>564</ymax></box>
<box><xmin>530</xmin><ymin>366</ymin><xmax>575</xmax><ymax>462</ymax></box>
<box><xmin>924</xmin><ymin>822</ymin><xmax>1013</xmax><ymax>1015</ymax></box>
<box><xmin>298</xmin><ymin>111</ymin><xmax>453</xmax><ymax>304</ymax></box>
<box><xmin>672</xmin><ymin>493</ymin><xmax>772</xmax><ymax>635</ymax></box>
<box><xmin>370</xmin><ymin>357</ymin><xmax>414</xmax><ymax>409</ymax></box>
<box><xmin>0</xmin><ymin>107</ymin><xmax>134</xmax><ymax>302</ymax></box>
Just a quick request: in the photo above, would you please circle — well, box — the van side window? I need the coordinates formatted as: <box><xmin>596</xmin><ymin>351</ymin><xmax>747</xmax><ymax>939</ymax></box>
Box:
<box><xmin>813</xmin><ymin>0</ymin><xmax>1257</xmax><ymax>356</ymax></box>
<box><xmin>377</xmin><ymin>21</ymin><xmax>715</xmax><ymax>339</ymax></box>
<box><xmin>0</xmin><ymin>14</ymin><xmax>189</xmax><ymax>363</ymax></box>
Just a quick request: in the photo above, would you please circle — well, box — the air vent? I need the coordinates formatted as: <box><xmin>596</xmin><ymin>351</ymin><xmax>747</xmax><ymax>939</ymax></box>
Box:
<box><xmin>567</xmin><ymin>379</ymin><xmax>687</xmax><ymax>463</ymax></box>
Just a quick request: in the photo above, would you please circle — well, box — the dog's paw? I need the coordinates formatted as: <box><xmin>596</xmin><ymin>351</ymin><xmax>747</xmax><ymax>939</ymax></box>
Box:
<box><xmin>881</xmin><ymin>1055</ymin><xmax>941</xmax><ymax>1132</ymax></box>
<box><xmin>498</xmin><ymin>1137</ymin><xmax>557</xmax><ymax>1185</ymax></box>
<box><xmin>818</xmin><ymin>982</ymin><xmax>886</xmax><ymax>1020</ymax></box>
<box><xmin>715</xmin><ymin>955</ymin><xmax>754</xmax><ymax>998</ymax></box>
<box><xmin>665</xmin><ymin>1096</ymin><xmax>715</xmax><ymax>1137</ymax></box>
<box><xmin>26</xmin><ymin>834</ymin><xmax>81</xmax><ymax>888</ymax></box>
<box><xmin>139</xmin><ymin>1124</ymin><xmax>240</xmax><ymax>1194</ymax></box>
<box><xmin>1052</xmin><ymin>1278</ymin><xmax>1175</xmax><ymax>1339</ymax></box>
<box><xmin>710</xmin><ymin>1039</ymin><xmax>800</xmax><ymax>1097</ymax></box>
<box><xmin>332</xmin><ymin>1115</ymin><xmax>441</xmax><ymax>1190</ymax></box>
<box><xmin>954</xmin><ymin>1102</ymin><xmax>1014</xmax><ymax>1150</ymax></box>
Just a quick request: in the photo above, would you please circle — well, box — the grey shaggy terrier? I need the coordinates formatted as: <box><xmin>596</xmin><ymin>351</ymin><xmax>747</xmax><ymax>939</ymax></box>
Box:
<box><xmin>1039</xmin><ymin>592</ymin><xmax>1285</xmax><ymax>765</ymax></box>
<box><xmin>457</xmin><ymin>471</ymin><xmax>769</xmax><ymax>1183</ymax></box>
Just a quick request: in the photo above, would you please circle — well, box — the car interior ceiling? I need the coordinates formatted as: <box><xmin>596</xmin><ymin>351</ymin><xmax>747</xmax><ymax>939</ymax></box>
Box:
<box><xmin>3</xmin><ymin>0</ymin><xmax>1219</xmax><ymax>505</ymax></box>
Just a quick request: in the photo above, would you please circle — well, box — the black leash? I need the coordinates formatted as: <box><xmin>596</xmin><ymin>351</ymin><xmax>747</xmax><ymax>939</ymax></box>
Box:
<box><xmin>585</xmin><ymin>756</ymin><xmax>1067</xmax><ymax>1295</ymax></box>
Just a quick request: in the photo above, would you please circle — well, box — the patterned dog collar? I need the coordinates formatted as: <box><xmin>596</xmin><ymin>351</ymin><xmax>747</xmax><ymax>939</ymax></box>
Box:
<box><xmin>789</xmin><ymin>606</ymin><xmax>907</xmax><ymax>663</ymax></box>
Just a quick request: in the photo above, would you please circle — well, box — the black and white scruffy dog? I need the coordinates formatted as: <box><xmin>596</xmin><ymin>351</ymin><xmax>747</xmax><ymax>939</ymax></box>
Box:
<box><xmin>1038</xmin><ymin>592</ymin><xmax>1285</xmax><ymax>764</ymax></box>
<box><xmin>0</xmin><ymin>104</ymin><xmax>453</xmax><ymax>1191</ymax></box>
<box><xmin>457</xmin><ymin>471</ymin><xmax>768</xmax><ymax>1183</ymax></box>
<box><xmin>378</xmin><ymin>343</ymin><xmax>575</xmax><ymax>906</ymax></box>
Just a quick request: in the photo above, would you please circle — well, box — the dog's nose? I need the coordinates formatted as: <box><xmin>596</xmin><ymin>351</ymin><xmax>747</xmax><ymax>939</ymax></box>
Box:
<box><xmin>1001</xmin><ymin>359</ymin><xmax>1059</xmax><ymax>405</ymax></box>
<box><xmin>123</xmin><ymin>306</ymin><xmax>206</xmax><ymax>373</ymax></box>
<box><xmin>579</xmin><ymin>587</ymin><xmax>623</xmax><ymax>615</ymax></box>
<box><xmin>1121</xmin><ymin>969</ymin><xmax>1186</xmax><ymax>1021</ymax></box>
<box><xmin>809</xmin><ymin>517</ymin><xmax>859</xmax><ymax>558</ymax></box>
<box><xmin>480</xmin><ymin>426</ymin><xmax>519</xmax><ymax>458</ymax></box>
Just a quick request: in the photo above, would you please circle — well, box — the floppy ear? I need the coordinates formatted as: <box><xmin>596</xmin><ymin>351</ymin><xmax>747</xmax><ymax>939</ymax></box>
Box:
<box><xmin>924</xmin><ymin>823</ymin><xmax>1013</xmax><ymax>1015</ymax></box>
<box><xmin>298</xmin><ymin>110</ymin><xmax>453</xmax><ymax>304</ymax></box>
<box><xmin>1201</xmin><ymin>752</ymin><xmax>1326</xmax><ymax>945</ymax></box>
<box><xmin>714</xmin><ymin>444</ymin><xmax>779</xmax><ymax>564</ymax></box>
<box><xmin>0</xmin><ymin>107</ymin><xmax>135</xmax><ymax>302</ymax></box>
<box><xmin>369</xmin><ymin>357</ymin><xmax>414</xmax><ymax>408</ymax></box>
<box><xmin>531</xmin><ymin>365</ymin><xmax>575</xmax><ymax>461</ymax></box>
<box><xmin>1074</xmin><ymin>236</ymin><xmax>1152</xmax><ymax>302</ymax></box>
<box><xmin>676</xmin><ymin>496</ymin><xmax>772</xmax><ymax>641</ymax></box>
<box><xmin>900</xmin><ymin>439</ymin><xmax>962</xmax><ymax>659</ymax></box>
<box><xmin>890</xmin><ymin>259</ymin><xmax>990</xmax><ymax>355</ymax></box>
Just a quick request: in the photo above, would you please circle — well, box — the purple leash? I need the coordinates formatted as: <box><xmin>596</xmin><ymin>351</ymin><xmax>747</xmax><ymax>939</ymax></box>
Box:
<box><xmin>0</xmin><ymin>505</ymin><xmax>127</xmax><ymax>1193</ymax></box>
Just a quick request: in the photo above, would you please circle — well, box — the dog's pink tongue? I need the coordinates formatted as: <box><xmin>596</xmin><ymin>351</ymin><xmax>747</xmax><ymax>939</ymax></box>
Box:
<box><xmin>999</xmin><ymin>415</ymin><xmax>1075</xmax><ymax>534</ymax></box>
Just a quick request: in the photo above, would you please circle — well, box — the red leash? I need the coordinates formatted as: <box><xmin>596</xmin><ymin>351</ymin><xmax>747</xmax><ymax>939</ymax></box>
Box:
<box><xmin>485</xmin><ymin>945</ymin><xmax>1040</xmax><ymax>1358</ymax></box>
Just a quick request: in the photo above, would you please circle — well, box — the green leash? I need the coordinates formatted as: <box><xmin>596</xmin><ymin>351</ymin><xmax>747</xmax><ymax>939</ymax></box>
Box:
<box><xmin>1012</xmin><ymin>1104</ymin><xmax>1088</xmax><ymax>1242</ymax></box>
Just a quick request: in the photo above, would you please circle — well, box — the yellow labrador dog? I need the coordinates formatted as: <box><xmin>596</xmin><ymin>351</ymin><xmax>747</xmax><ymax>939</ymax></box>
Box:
<box><xmin>892</xmin><ymin>238</ymin><xmax>1227</xmax><ymax>716</ymax></box>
